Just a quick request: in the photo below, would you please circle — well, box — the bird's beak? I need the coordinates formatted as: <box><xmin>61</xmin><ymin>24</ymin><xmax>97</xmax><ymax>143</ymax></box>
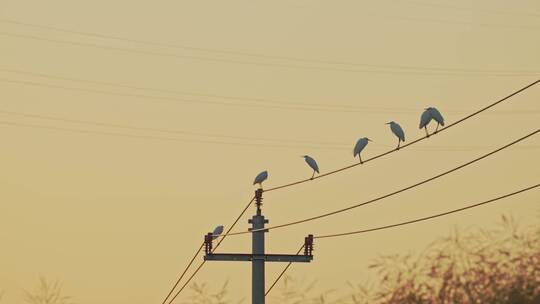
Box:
<box><xmin>385</xmin><ymin>122</ymin><xmax>390</xmax><ymax>125</ymax></box>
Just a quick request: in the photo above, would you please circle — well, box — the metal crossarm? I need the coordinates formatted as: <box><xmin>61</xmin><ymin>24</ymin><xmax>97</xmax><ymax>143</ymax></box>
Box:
<box><xmin>203</xmin><ymin>189</ymin><xmax>313</xmax><ymax>304</ymax></box>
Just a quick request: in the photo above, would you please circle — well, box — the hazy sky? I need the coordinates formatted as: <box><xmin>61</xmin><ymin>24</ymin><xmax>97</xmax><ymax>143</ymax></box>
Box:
<box><xmin>1</xmin><ymin>1</ymin><xmax>539</xmax><ymax>303</ymax></box>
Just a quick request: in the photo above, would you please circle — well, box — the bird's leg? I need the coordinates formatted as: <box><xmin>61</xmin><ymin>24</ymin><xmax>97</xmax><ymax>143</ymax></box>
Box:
<box><xmin>435</xmin><ymin>123</ymin><xmax>439</xmax><ymax>133</ymax></box>
<box><xmin>424</xmin><ymin>126</ymin><xmax>430</xmax><ymax>138</ymax></box>
<box><xmin>396</xmin><ymin>138</ymin><xmax>400</xmax><ymax>150</ymax></box>
<box><xmin>311</xmin><ymin>171</ymin><xmax>315</xmax><ymax>179</ymax></box>
<box><xmin>359</xmin><ymin>155</ymin><xmax>363</xmax><ymax>164</ymax></box>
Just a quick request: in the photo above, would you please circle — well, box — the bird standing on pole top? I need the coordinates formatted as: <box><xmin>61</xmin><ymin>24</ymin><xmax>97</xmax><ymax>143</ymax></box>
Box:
<box><xmin>353</xmin><ymin>137</ymin><xmax>372</xmax><ymax>164</ymax></box>
<box><xmin>212</xmin><ymin>225</ymin><xmax>224</xmax><ymax>240</ymax></box>
<box><xmin>386</xmin><ymin>121</ymin><xmax>405</xmax><ymax>150</ymax></box>
<box><xmin>253</xmin><ymin>171</ymin><xmax>268</xmax><ymax>188</ymax></box>
<box><xmin>302</xmin><ymin>155</ymin><xmax>319</xmax><ymax>179</ymax></box>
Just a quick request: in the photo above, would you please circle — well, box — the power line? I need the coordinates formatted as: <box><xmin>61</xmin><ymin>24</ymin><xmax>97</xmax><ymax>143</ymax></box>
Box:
<box><xmin>0</xmin><ymin>120</ymin><xmax>351</xmax><ymax>150</ymax></box>
<box><xmin>7</xmin><ymin>68</ymin><xmax>537</xmax><ymax>115</ymax></box>
<box><xmin>0</xmin><ymin>80</ymin><xmax>536</xmax><ymax>151</ymax></box>
<box><xmin>265</xmin><ymin>244</ymin><xmax>305</xmax><ymax>296</ymax></box>
<box><xmin>2</xmin><ymin>68</ymin><xmax>540</xmax><ymax>116</ymax></box>
<box><xmin>265</xmin><ymin>183</ymin><xmax>540</xmax><ymax>296</ymax></box>
<box><xmin>2</xmin><ymin>74</ymin><xmax>540</xmax><ymax>115</ymax></box>
<box><xmin>0</xmin><ymin>109</ymin><xmax>347</xmax><ymax>146</ymax></box>
<box><xmin>1</xmin><ymin>31</ymin><xmax>538</xmax><ymax>77</ymax></box>
<box><xmin>164</xmin><ymin>197</ymin><xmax>255</xmax><ymax>304</ymax></box>
<box><xmin>263</xmin><ymin>79</ymin><xmax>540</xmax><ymax>192</ymax></box>
<box><xmin>0</xmin><ymin>78</ymin><xmax>349</xmax><ymax>112</ymax></box>
<box><xmin>315</xmin><ymin>183</ymin><xmax>540</xmax><ymax>239</ymax></box>
<box><xmin>0</xmin><ymin>78</ymin><xmax>472</xmax><ymax>114</ymax></box>
<box><xmin>394</xmin><ymin>0</ymin><xmax>540</xmax><ymax>19</ymax></box>
<box><xmin>379</xmin><ymin>13</ymin><xmax>540</xmax><ymax>31</ymax></box>
<box><xmin>160</xmin><ymin>243</ymin><xmax>204</xmax><ymax>304</ymax></box>
<box><xmin>3</xmin><ymin>68</ymin><xmax>540</xmax><ymax>115</ymax></box>
<box><xmin>2</xmin><ymin>115</ymin><xmax>539</xmax><ymax>153</ymax></box>
<box><xmin>0</xmin><ymin>67</ymin><xmax>393</xmax><ymax>111</ymax></box>
<box><xmin>220</xmin><ymin>128</ymin><xmax>540</xmax><ymax>237</ymax></box>
<box><xmin>3</xmin><ymin>109</ymin><xmax>539</xmax><ymax>152</ymax></box>
<box><xmin>1</xmin><ymin>19</ymin><xmax>539</xmax><ymax>74</ymax></box>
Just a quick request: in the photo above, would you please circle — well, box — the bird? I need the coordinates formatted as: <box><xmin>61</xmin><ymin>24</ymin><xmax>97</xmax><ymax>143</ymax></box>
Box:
<box><xmin>212</xmin><ymin>225</ymin><xmax>224</xmax><ymax>240</ymax></box>
<box><xmin>419</xmin><ymin>108</ymin><xmax>433</xmax><ymax>137</ymax></box>
<box><xmin>302</xmin><ymin>155</ymin><xmax>319</xmax><ymax>179</ymax></box>
<box><xmin>427</xmin><ymin>107</ymin><xmax>445</xmax><ymax>133</ymax></box>
<box><xmin>353</xmin><ymin>137</ymin><xmax>372</xmax><ymax>164</ymax></box>
<box><xmin>386</xmin><ymin>121</ymin><xmax>405</xmax><ymax>149</ymax></box>
<box><xmin>253</xmin><ymin>170</ymin><xmax>268</xmax><ymax>188</ymax></box>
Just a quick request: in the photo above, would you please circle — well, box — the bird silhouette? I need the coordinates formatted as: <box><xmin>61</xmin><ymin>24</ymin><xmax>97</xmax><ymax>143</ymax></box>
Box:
<box><xmin>302</xmin><ymin>155</ymin><xmax>319</xmax><ymax>179</ymax></box>
<box><xmin>253</xmin><ymin>171</ymin><xmax>268</xmax><ymax>188</ymax></box>
<box><xmin>428</xmin><ymin>107</ymin><xmax>445</xmax><ymax>133</ymax></box>
<box><xmin>353</xmin><ymin>137</ymin><xmax>372</xmax><ymax>164</ymax></box>
<box><xmin>419</xmin><ymin>107</ymin><xmax>445</xmax><ymax>137</ymax></box>
<box><xmin>387</xmin><ymin>121</ymin><xmax>405</xmax><ymax>149</ymax></box>
<box><xmin>419</xmin><ymin>108</ymin><xmax>433</xmax><ymax>137</ymax></box>
<box><xmin>212</xmin><ymin>225</ymin><xmax>224</xmax><ymax>240</ymax></box>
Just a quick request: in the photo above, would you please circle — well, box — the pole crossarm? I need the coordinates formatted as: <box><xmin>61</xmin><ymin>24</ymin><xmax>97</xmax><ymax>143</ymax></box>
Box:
<box><xmin>204</xmin><ymin>253</ymin><xmax>313</xmax><ymax>263</ymax></box>
<box><xmin>202</xmin><ymin>190</ymin><xmax>313</xmax><ymax>304</ymax></box>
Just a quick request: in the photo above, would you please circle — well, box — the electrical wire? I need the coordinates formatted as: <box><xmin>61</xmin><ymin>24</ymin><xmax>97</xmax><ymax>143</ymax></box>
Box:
<box><xmin>165</xmin><ymin>196</ymin><xmax>255</xmax><ymax>304</ymax></box>
<box><xmin>2</xmin><ymin>68</ymin><xmax>539</xmax><ymax>115</ymax></box>
<box><xmin>314</xmin><ymin>183</ymin><xmax>540</xmax><ymax>239</ymax></box>
<box><xmin>265</xmin><ymin>244</ymin><xmax>305</xmax><ymax>296</ymax></box>
<box><xmin>2</xmin><ymin>18</ymin><xmax>539</xmax><ymax>68</ymax></box>
<box><xmin>222</xmin><ymin>128</ymin><xmax>540</xmax><ymax>237</ymax></box>
<box><xmin>0</xmin><ymin>120</ymin><xmax>353</xmax><ymax>150</ymax></box>
<box><xmin>263</xmin><ymin>79</ymin><xmax>540</xmax><ymax>192</ymax></box>
<box><xmin>265</xmin><ymin>183</ymin><xmax>540</xmax><ymax>296</ymax></box>
<box><xmin>160</xmin><ymin>242</ymin><xmax>204</xmax><ymax>304</ymax></box>
<box><xmin>0</xmin><ymin>78</ymin><xmax>358</xmax><ymax>112</ymax></box>
<box><xmin>2</xmin><ymin>117</ymin><xmax>539</xmax><ymax>152</ymax></box>
<box><xmin>393</xmin><ymin>0</ymin><xmax>540</xmax><ymax>19</ymax></box>
<box><xmin>1</xmin><ymin>31</ymin><xmax>538</xmax><ymax>77</ymax></box>
<box><xmin>0</xmin><ymin>109</ymin><xmax>347</xmax><ymax>146</ymax></box>
<box><xmin>3</xmin><ymin>110</ymin><xmax>539</xmax><ymax>152</ymax></box>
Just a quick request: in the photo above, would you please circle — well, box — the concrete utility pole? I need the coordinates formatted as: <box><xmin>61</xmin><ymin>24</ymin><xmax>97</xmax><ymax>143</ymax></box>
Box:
<box><xmin>204</xmin><ymin>189</ymin><xmax>314</xmax><ymax>304</ymax></box>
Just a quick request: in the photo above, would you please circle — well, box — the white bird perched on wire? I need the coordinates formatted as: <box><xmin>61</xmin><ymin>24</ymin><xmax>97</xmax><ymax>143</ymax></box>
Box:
<box><xmin>253</xmin><ymin>170</ymin><xmax>268</xmax><ymax>188</ymax></box>
<box><xmin>419</xmin><ymin>109</ymin><xmax>433</xmax><ymax>137</ymax></box>
<box><xmin>419</xmin><ymin>107</ymin><xmax>445</xmax><ymax>137</ymax></box>
<box><xmin>353</xmin><ymin>137</ymin><xmax>372</xmax><ymax>164</ymax></box>
<box><xmin>386</xmin><ymin>121</ymin><xmax>405</xmax><ymax>149</ymax></box>
<box><xmin>212</xmin><ymin>225</ymin><xmax>224</xmax><ymax>240</ymax></box>
<box><xmin>428</xmin><ymin>107</ymin><xmax>445</xmax><ymax>132</ymax></box>
<box><xmin>302</xmin><ymin>155</ymin><xmax>319</xmax><ymax>179</ymax></box>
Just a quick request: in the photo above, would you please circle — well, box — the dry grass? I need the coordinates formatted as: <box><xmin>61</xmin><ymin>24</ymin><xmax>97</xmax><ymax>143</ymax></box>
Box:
<box><xmin>23</xmin><ymin>277</ymin><xmax>74</xmax><ymax>304</ymax></box>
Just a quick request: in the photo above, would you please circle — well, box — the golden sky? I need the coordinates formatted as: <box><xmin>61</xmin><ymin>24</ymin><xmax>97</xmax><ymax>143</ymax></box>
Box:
<box><xmin>1</xmin><ymin>1</ymin><xmax>539</xmax><ymax>303</ymax></box>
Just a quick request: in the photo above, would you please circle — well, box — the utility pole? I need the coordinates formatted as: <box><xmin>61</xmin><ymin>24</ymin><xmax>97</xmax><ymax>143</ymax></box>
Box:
<box><xmin>204</xmin><ymin>189</ymin><xmax>314</xmax><ymax>304</ymax></box>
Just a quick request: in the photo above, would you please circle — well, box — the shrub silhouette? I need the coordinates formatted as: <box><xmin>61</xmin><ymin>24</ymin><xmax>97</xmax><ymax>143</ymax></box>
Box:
<box><xmin>23</xmin><ymin>277</ymin><xmax>74</xmax><ymax>304</ymax></box>
<box><xmin>367</xmin><ymin>215</ymin><xmax>540</xmax><ymax>304</ymax></box>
